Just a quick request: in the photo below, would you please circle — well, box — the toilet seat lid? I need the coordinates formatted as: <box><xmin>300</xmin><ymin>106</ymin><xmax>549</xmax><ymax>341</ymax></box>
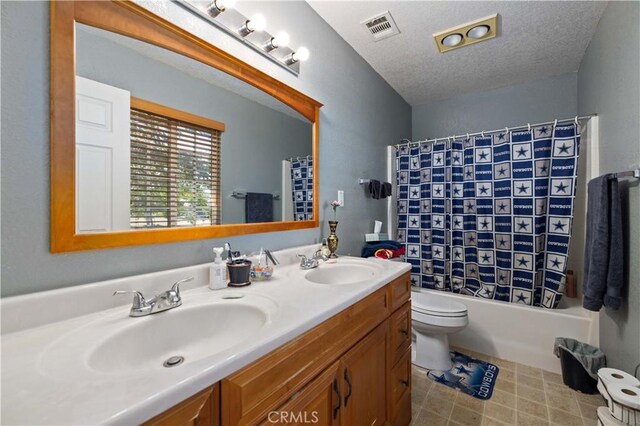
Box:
<box><xmin>412</xmin><ymin>297</ymin><xmax>467</xmax><ymax>317</ymax></box>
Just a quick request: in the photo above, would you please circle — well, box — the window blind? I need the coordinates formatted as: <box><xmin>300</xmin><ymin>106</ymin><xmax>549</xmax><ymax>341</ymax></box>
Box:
<box><xmin>130</xmin><ymin>108</ymin><xmax>221</xmax><ymax>228</ymax></box>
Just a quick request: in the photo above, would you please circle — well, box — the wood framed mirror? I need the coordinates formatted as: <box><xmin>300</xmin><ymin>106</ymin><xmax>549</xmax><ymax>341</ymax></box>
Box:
<box><xmin>50</xmin><ymin>0</ymin><xmax>321</xmax><ymax>253</ymax></box>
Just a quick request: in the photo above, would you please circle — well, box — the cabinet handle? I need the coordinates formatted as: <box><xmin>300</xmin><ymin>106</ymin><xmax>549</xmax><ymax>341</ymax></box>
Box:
<box><xmin>399</xmin><ymin>328</ymin><xmax>408</xmax><ymax>336</ymax></box>
<box><xmin>332</xmin><ymin>378</ymin><xmax>341</xmax><ymax>420</ymax></box>
<box><xmin>343</xmin><ymin>368</ymin><xmax>352</xmax><ymax>407</ymax></box>
<box><xmin>401</xmin><ymin>379</ymin><xmax>409</xmax><ymax>387</ymax></box>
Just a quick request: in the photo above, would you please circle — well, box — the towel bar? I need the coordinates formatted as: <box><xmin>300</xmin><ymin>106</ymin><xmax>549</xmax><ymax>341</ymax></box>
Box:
<box><xmin>231</xmin><ymin>191</ymin><xmax>280</xmax><ymax>200</ymax></box>
<box><xmin>615</xmin><ymin>169</ymin><xmax>640</xmax><ymax>179</ymax></box>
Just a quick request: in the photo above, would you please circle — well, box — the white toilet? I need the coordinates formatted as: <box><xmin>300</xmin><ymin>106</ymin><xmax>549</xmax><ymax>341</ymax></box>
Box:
<box><xmin>411</xmin><ymin>290</ymin><xmax>469</xmax><ymax>371</ymax></box>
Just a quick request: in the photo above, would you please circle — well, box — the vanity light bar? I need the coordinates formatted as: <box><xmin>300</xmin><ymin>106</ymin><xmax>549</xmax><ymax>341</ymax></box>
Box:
<box><xmin>433</xmin><ymin>14</ymin><xmax>499</xmax><ymax>53</ymax></box>
<box><xmin>174</xmin><ymin>0</ymin><xmax>309</xmax><ymax>76</ymax></box>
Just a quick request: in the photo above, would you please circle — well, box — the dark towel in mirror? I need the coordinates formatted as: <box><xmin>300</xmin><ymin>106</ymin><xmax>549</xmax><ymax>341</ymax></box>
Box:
<box><xmin>246</xmin><ymin>192</ymin><xmax>273</xmax><ymax>223</ymax></box>
<box><xmin>583</xmin><ymin>174</ymin><xmax>623</xmax><ymax>311</ymax></box>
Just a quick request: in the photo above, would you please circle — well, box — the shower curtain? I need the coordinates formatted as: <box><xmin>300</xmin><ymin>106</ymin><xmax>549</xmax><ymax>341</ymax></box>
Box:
<box><xmin>396</xmin><ymin>123</ymin><xmax>581</xmax><ymax>308</ymax></box>
<box><xmin>289</xmin><ymin>155</ymin><xmax>313</xmax><ymax>221</ymax></box>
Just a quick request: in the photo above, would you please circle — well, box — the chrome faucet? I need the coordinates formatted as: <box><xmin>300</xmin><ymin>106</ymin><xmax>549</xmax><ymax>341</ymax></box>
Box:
<box><xmin>298</xmin><ymin>251</ymin><xmax>328</xmax><ymax>270</ymax></box>
<box><xmin>113</xmin><ymin>277</ymin><xmax>193</xmax><ymax>317</ymax></box>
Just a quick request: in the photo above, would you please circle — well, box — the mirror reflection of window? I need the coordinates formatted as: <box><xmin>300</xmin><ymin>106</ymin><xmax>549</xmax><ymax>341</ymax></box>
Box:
<box><xmin>130</xmin><ymin>103</ymin><xmax>223</xmax><ymax>228</ymax></box>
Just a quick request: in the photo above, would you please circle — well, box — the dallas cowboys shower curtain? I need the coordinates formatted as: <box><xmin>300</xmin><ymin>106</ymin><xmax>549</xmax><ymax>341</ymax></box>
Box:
<box><xmin>290</xmin><ymin>156</ymin><xmax>313</xmax><ymax>221</ymax></box>
<box><xmin>396</xmin><ymin>123</ymin><xmax>581</xmax><ymax>308</ymax></box>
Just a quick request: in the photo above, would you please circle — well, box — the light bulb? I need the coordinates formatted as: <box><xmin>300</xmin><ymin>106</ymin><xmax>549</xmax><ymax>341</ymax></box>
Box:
<box><xmin>293</xmin><ymin>46</ymin><xmax>310</xmax><ymax>62</ymax></box>
<box><xmin>442</xmin><ymin>33</ymin><xmax>463</xmax><ymax>47</ymax></box>
<box><xmin>272</xmin><ymin>31</ymin><xmax>290</xmax><ymax>48</ymax></box>
<box><xmin>246</xmin><ymin>13</ymin><xmax>267</xmax><ymax>32</ymax></box>
<box><xmin>216</xmin><ymin>0</ymin><xmax>235</xmax><ymax>10</ymax></box>
<box><xmin>467</xmin><ymin>25</ymin><xmax>490</xmax><ymax>39</ymax></box>
<box><xmin>206</xmin><ymin>0</ymin><xmax>235</xmax><ymax>17</ymax></box>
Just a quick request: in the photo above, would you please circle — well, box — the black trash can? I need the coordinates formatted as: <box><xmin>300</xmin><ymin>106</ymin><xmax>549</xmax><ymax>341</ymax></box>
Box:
<box><xmin>554</xmin><ymin>337</ymin><xmax>606</xmax><ymax>394</ymax></box>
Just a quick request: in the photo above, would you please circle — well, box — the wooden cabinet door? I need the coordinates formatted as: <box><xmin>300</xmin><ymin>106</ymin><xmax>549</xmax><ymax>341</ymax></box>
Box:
<box><xmin>143</xmin><ymin>384</ymin><xmax>219</xmax><ymax>426</ymax></box>
<box><xmin>339</xmin><ymin>320</ymin><xmax>389</xmax><ymax>426</ymax></box>
<box><xmin>264</xmin><ymin>362</ymin><xmax>340</xmax><ymax>426</ymax></box>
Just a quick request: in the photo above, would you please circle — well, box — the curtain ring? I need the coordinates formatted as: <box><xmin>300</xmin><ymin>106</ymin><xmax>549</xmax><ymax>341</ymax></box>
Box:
<box><xmin>466</xmin><ymin>133</ymin><xmax>470</xmax><ymax>139</ymax></box>
<box><xmin>574</xmin><ymin>116</ymin><xmax>579</xmax><ymax>125</ymax></box>
<box><xmin>481</xmin><ymin>131</ymin><xmax>485</xmax><ymax>137</ymax></box>
<box><xmin>554</xmin><ymin>119</ymin><xmax>558</xmax><ymax>127</ymax></box>
<box><xmin>527</xmin><ymin>123</ymin><xmax>531</xmax><ymax>131</ymax></box>
<box><xmin>505</xmin><ymin>126</ymin><xmax>509</xmax><ymax>134</ymax></box>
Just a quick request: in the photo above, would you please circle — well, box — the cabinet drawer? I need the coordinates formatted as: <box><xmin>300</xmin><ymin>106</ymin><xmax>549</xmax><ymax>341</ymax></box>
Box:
<box><xmin>389</xmin><ymin>273</ymin><xmax>411</xmax><ymax>312</ymax></box>
<box><xmin>222</xmin><ymin>286</ymin><xmax>389</xmax><ymax>425</ymax></box>
<box><xmin>390</xmin><ymin>348</ymin><xmax>412</xmax><ymax>426</ymax></box>
<box><xmin>390</xmin><ymin>301</ymin><xmax>411</xmax><ymax>366</ymax></box>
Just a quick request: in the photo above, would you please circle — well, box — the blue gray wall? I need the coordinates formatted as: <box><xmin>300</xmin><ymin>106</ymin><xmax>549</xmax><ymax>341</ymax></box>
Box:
<box><xmin>412</xmin><ymin>73</ymin><xmax>578</xmax><ymax>140</ymax></box>
<box><xmin>76</xmin><ymin>28</ymin><xmax>311</xmax><ymax>224</ymax></box>
<box><xmin>0</xmin><ymin>1</ymin><xmax>411</xmax><ymax>296</ymax></box>
<box><xmin>578</xmin><ymin>1</ymin><xmax>640</xmax><ymax>374</ymax></box>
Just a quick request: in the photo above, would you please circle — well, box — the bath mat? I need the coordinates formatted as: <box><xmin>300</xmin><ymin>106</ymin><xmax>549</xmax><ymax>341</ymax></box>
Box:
<box><xmin>426</xmin><ymin>351</ymin><xmax>500</xmax><ymax>400</ymax></box>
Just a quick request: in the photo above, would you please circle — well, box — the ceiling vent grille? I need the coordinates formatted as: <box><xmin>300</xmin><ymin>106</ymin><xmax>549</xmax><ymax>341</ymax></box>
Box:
<box><xmin>361</xmin><ymin>12</ymin><xmax>400</xmax><ymax>42</ymax></box>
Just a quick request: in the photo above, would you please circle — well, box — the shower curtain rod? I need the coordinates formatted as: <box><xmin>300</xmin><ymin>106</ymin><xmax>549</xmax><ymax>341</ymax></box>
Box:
<box><xmin>394</xmin><ymin>113</ymin><xmax>597</xmax><ymax>148</ymax></box>
<box><xmin>285</xmin><ymin>155</ymin><xmax>312</xmax><ymax>162</ymax></box>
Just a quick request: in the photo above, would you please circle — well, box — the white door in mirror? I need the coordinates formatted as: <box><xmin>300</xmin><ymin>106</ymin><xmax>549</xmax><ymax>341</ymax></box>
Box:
<box><xmin>75</xmin><ymin>76</ymin><xmax>131</xmax><ymax>233</ymax></box>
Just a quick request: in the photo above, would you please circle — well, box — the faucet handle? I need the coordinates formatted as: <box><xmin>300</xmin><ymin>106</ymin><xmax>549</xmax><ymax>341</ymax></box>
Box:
<box><xmin>171</xmin><ymin>277</ymin><xmax>194</xmax><ymax>296</ymax></box>
<box><xmin>113</xmin><ymin>290</ymin><xmax>146</xmax><ymax>309</ymax></box>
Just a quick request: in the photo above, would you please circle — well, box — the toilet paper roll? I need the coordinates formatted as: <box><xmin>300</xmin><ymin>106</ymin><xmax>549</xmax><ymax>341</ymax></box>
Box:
<box><xmin>599</xmin><ymin>368</ymin><xmax>640</xmax><ymax>388</ymax></box>
<box><xmin>607</xmin><ymin>383</ymin><xmax>640</xmax><ymax>425</ymax></box>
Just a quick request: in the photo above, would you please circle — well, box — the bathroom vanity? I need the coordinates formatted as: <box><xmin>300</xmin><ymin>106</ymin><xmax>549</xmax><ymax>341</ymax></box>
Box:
<box><xmin>1</xmin><ymin>248</ymin><xmax>412</xmax><ymax>425</ymax></box>
<box><xmin>147</xmin><ymin>272</ymin><xmax>411</xmax><ymax>426</ymax></box>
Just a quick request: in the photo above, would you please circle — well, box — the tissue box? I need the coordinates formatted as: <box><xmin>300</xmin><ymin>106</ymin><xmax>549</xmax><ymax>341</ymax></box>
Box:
<box><xmin>365</xmin><ymin>233</ymin><xmax>388</xmax><ymax>242</ymax></box>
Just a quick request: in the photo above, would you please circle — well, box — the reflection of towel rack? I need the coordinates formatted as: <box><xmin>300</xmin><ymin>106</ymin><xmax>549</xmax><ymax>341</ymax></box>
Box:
<box><xmin>231</xmin><ymin>190</ymin><xmax>280</xmax><ymax>200</ymax></box>
<box><xmin>358</xmin><ymin>179</ymin><xmax>371</xmax><ymax>184</ymax></box>
<box><xmin>615</xmin><ymin>169</ymin><xmax>640</xmax><ymax>179</ymax></box>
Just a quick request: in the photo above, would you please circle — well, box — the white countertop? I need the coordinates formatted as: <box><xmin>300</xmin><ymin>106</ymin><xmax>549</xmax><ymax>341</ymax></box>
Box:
<box><xmin>1</xmin><ymin>245</ymin><xmax>410</xmax><ymax>425</ymax></box>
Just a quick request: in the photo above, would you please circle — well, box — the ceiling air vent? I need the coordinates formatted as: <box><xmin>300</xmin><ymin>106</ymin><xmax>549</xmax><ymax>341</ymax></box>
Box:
<box><xmin>361</xmin><ymin>11</ymin><xmax>400</xmax><ymax>42</ymax></box>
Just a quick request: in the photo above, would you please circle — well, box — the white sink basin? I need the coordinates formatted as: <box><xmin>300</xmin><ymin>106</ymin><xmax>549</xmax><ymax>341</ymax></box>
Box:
<box><xmin>39</xmin><ymin>295</ymin><xmax>277</xmax><ymax>377</ymax></box>
<box><xmin>304</xmin><ymin>260</ymin><xmax>382</xmax><ymax>285</ymax></box>
<box><xmin>88</xmin><ymin>303</ymin><xmax>267</xmax><ymax>373</ymax></box>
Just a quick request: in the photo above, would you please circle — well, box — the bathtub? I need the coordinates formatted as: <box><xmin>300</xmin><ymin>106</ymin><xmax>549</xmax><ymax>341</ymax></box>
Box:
<box><xmin>412</xmin><ymin>289</ymin><xmax>599</xmax><ymax>374</ymax></box>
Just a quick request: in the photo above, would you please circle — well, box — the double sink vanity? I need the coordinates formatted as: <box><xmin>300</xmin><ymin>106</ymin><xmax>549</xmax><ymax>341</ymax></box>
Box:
<box><xmin>2</xmin><ymin>245</ymin><xmax>412</xmax><ymax>425</ymax></box>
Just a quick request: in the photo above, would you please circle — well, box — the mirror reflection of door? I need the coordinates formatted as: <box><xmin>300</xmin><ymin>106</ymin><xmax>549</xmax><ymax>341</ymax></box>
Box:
<box><xmin>75</xmin><ymin>77</ymin><xmax>131</xmax><ymax>233</ymax></box>
<box><xmin>74</xmin><ymin>23</ymin><xmax>313</xmax><ymax>230</ymax></box>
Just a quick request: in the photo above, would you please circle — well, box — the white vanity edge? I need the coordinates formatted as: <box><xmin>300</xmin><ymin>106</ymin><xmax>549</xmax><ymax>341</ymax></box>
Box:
<box><xmin>1</xmin><ymin>244</ymin><xmax>411</xmax><ymax>425</ymax></box>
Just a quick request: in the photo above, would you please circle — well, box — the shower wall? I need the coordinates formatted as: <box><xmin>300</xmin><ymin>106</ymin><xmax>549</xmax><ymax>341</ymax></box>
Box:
<box><xmin>411</xmin><ymin>73</ymin><xmax>578</xmax><ymax>141</ymax></box>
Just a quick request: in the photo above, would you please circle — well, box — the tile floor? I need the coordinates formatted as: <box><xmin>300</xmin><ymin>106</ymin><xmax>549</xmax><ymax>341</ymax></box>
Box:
<box><xmin>410</xmin><ymin>348</ymin><xmax>605</xmax><ymax>426</ymax></box>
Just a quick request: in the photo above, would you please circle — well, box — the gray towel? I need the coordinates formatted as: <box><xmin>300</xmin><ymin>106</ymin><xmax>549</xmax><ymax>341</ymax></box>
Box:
<box><xmin>245</xmin><ymin>192</ymin><xmax>273</xmax><ymax>223</ymax></box>
<box><xmin>582</xmin><ymin>174</ymin><xmax>623</xmax><ymax>311</ymax></box>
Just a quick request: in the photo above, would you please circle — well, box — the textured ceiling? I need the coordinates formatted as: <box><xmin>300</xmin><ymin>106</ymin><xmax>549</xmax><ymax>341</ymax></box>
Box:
<box><xmin>307</xmin><ymin>1</ymin><xmax>607</xmax><ymax>105</ymax></box>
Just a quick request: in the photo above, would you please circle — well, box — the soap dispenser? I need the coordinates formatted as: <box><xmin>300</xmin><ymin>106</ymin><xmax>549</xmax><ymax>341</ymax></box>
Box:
<box><xmin>209</xmin><ymin>247</ymin><xmax>228</xmax><ymax>290</ymax></box>
<box><xmin>320</xmin><ymin>238</ymin><xmax>331</xmax><ymax>258</ymax></box>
